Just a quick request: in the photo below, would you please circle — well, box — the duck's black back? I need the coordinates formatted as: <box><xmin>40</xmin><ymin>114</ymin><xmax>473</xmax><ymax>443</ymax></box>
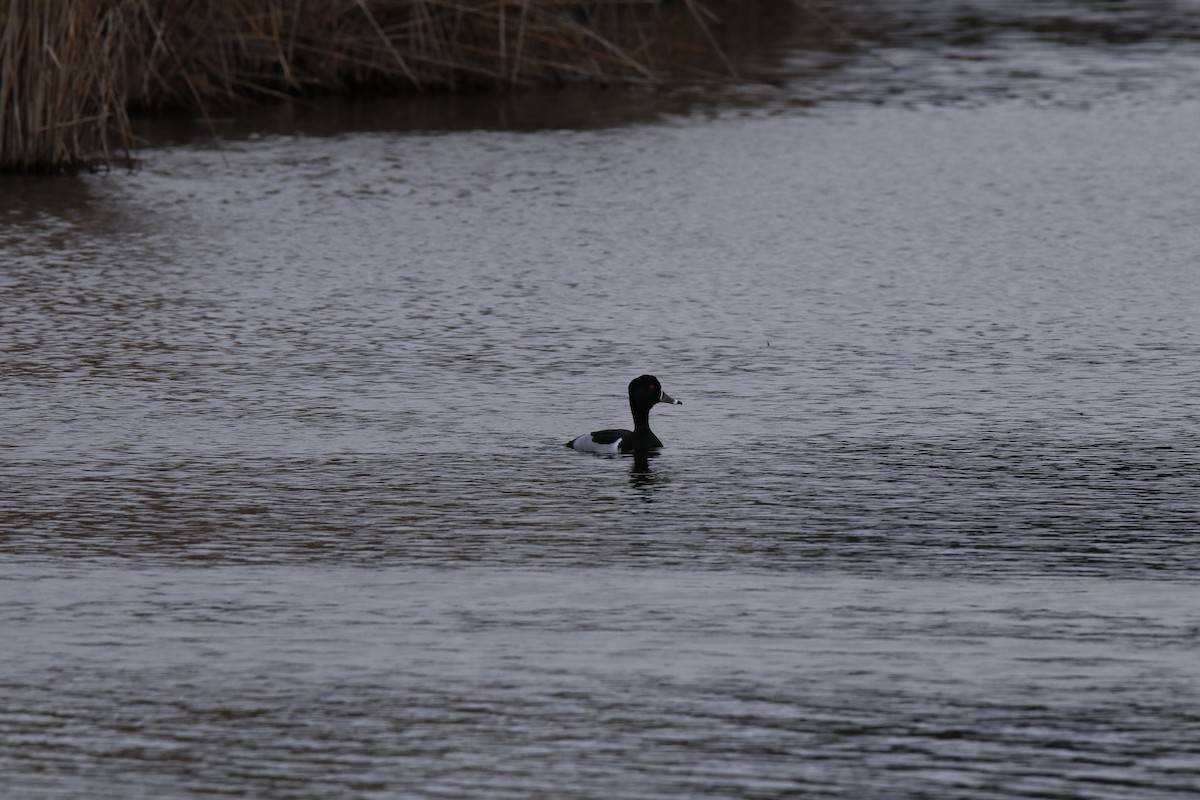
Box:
<box><xmin>588</xmin><ymin>429</ymin><xmax>631</xmax><ymax>445</ymax></box>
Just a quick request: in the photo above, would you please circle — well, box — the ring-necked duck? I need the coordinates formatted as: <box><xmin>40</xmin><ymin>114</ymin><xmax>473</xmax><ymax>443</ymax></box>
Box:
<box><xmin>565</xmin><ymin>374</ymin><xmax>682</xmax><ymax>454</ymax></box>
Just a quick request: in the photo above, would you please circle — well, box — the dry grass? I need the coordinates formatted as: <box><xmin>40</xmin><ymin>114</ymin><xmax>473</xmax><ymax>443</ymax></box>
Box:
<box><xmin>0</xmin><ymin>0</ymin><xmax>137</xmax><ymax>172</ymax></box>
<box><xmin>0</xmin><ymin>0</ymin><xmax>725</xmax><ymax>172</ymax></box>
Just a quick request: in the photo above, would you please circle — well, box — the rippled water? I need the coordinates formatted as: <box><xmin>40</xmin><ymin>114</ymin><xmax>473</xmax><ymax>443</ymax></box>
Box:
<box><xmin>4</xmin><ymin>2</ymin><xmax>1200</xmax><ymax>797</ymax></box>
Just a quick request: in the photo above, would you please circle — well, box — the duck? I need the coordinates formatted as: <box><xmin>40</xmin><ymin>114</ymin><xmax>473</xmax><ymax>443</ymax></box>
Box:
<box><xmin>565</xmin><ymin>375</ymin><xmax>682</xmax><ymax>454</ymax></box>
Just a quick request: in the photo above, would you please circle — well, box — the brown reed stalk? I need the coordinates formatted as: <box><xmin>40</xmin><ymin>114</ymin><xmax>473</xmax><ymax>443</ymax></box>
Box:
<box><xmin>0</xmin><ymin>0</ymin><xmax>138</xmax><ymax>172</ymax></box>
<box><xmin>0</xmin><ymin>0</ymin><xmax>726</xmax><ymax>172</ymax></box>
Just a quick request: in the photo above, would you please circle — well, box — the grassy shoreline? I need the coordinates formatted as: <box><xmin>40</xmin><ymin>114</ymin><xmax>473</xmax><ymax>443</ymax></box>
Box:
<box><xmin>0</xmin><ymin>0</ymin><xmax>726</xmax><ymax>173</ymax></box>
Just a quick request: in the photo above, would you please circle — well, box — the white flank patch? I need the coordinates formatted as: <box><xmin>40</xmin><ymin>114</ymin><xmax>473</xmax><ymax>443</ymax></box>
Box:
<box><xmin>569</xmin><ymin>434</ymin><xmax>622</xmax><ymax>454</ymax></box>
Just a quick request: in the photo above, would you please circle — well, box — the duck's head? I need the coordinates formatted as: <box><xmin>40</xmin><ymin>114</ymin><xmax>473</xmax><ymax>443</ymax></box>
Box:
<box><xmin>628</xmin><ymin>374</ymin><xmax>681</xmax><ymax>411</ymax></box>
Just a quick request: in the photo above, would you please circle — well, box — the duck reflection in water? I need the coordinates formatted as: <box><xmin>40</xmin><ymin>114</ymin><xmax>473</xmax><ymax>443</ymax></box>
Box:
<box><xmin>629</xmin><ymin>450</ymin><xmax>665</xmax><ymax>493</ymax></box>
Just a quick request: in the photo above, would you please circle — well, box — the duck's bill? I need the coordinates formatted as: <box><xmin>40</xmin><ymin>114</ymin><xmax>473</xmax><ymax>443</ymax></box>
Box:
<box><xmin>660</xmin><ymin>391</ymin><xmax>681</xmax><ymax>406</ymax></box>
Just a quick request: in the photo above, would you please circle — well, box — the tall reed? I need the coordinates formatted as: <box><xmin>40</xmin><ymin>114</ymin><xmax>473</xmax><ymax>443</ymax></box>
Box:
<box><xmin>1</xmin><ymin>0</ymin><xmax>722</xmax><ymax>172</ymax></box>
<box><xmin>0</xmin><ymin>0</ymin><xmax>137</xmax><ymax>172</ymax></box>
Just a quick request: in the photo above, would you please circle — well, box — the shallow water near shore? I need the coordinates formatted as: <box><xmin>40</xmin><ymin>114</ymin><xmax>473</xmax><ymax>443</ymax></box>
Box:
<box><xmin>4</xmin><ymin>2</ymin><xmax>1200</xmax><ymax>797</ymax></box>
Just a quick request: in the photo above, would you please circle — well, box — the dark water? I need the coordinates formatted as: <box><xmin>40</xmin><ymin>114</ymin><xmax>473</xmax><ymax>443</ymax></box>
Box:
<box><xmin>4</xmin><ymin>2</ymin><xmax>1200</xmax><ymax>797</ymax></box>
